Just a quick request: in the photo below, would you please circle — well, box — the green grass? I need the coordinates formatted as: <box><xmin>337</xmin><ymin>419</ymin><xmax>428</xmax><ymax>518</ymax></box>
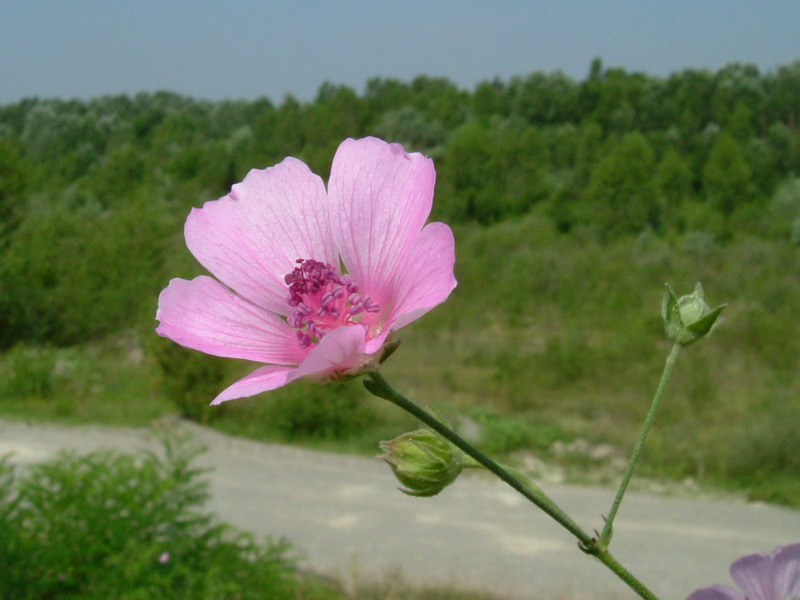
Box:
<box><xmin>0</xmin><ymin>340</ymin><xmax>170</xmax><ymax>425</ymax></box>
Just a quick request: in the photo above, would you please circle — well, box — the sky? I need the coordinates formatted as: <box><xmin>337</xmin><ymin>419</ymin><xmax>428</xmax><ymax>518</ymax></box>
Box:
<box><xmin>1</xmin><ymin>1</ymin><xmax>799</xmax><ymax>105</ymax></box>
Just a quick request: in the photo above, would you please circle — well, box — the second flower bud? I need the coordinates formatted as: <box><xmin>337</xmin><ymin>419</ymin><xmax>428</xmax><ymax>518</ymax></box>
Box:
<box><xmin>379</xmin><ymin>428</ymin><xmax>465</xmax><ymax>497</ymax></box>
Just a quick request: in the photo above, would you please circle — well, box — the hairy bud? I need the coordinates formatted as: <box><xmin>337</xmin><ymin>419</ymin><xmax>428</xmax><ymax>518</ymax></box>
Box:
<box><xmin>379</xmin><ymin>429</ymin><xmax>464</xmax><ymax>497</ymax></box>
<box><xmin>662</xmin><ymin>283</ymin><xmax>725</xmax><ymax>347</ymax></box>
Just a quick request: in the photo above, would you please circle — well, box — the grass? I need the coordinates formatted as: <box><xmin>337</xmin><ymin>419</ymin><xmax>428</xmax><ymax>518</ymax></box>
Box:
<box><xmin>0</xmin><ymin>339</ymin><xmax>169</xmax><ymax>425</ymax></box>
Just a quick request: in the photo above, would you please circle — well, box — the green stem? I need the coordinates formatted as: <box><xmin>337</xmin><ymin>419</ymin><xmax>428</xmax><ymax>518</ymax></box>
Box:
<box><xmin>599</xmin><ymin>343</ymin><xmax>681</xmax><ymax>547</ymax></box>
<box><xmin>365</xmin><ymin>371</ymin><xmax>660</xmax><ymax>600</ymax></box>
<box><xmin>594</xmin><ymin>551</ymin><xmax>660</xmax><ymax>600</ymax></box>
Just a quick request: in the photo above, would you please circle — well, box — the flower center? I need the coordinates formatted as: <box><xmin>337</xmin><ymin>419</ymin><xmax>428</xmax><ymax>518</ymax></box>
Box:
<box><xmin>284</xmin><ymin>259</ymin><xmax>379</xmax><ymax>348</ymax></box>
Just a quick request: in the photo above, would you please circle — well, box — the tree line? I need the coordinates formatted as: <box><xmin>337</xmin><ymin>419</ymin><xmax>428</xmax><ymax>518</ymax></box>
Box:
<box><xmin>1</xmin><ymin>59</ymin><xmax>799</xmax><ymax>347</ymax></box>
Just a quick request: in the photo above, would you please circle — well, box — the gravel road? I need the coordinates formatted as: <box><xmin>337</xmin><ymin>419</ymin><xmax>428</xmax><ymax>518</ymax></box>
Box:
<box><xmin>1</xmin><ymin>418</ymin><xmax>797</xmax><ymax>600</ymax></box>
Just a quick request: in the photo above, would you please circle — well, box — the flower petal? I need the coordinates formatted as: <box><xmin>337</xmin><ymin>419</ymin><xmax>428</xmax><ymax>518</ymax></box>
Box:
<box><xmin>328</xmin><ymin>137</ymin><xmax>435</xmax><ymax>308</ymax></box>
<box><xmin>387</xmin><ymin>221</ymin><xmax>457</xmax><ymax>331</ymax></box>
<box><xmin>212</xmin><ymin>326</ymin><xmax>371</xmax><ymax>405</ymax></box>
<box><xmin>687</xmin><ymin>585</ymin><xmax>745</xmax><ymax>600</ymax></box>
<box><xmin>156</xmin><ymin>276</ymin><xmax>306</xmax><ymax>365</ymax></box>
<box><xmin>211</xmin><ymin>364</ymin><xmax>295</xmax><ymax>405</ymax></box>
<box><xmin>773</xmin><ymin>544</ymin><xmax>800</xmax><ymax>600</ymax></box>
<box><xmin>730</xmin><ymin>552</ymin><xmax>774</xmax><ymax>600</ymax></box>
<box><xmin>185</xmin><ymin>157</ymin><xmax>335</xmax><ymax>314</ymax></box>
<box><xmin>291</xmin><ymin>325</ymin><xmax>370</xmax><ymax>380</ymax></box>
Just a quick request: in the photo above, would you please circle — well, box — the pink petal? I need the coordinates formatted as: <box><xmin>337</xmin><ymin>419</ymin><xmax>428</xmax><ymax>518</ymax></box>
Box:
<box><xmin>212</xmin><ymin>325</ymin><xmax>371</xmax><ymax>405</ymax></box>
<box><xmin>687</xmin><ymin>585</ymin><xmax>745</xmax><ymax>600</ymax></box>
<box><xmin>327</xmin><ymin>137</ymin><xmax>435</xmax><ymax>309</ymax></box>
<box><xmin>386</xmin><ymin>221</ymin><xmax>457</xmax><ymax>331</ymax></box>
<box><xmin>211</xmin><ymin>364</ymin><xmax>295</xmax><ymax>404</ymax></box>
<box><xmin>291</xmin><ymin>325</ymin><xmax>371</xmax><ymax>380</ymax></box>
<box><xmin>730</xmin><ymin>552</ymin><xmax>775</xmax><ymax>600</ymax></box>
<box><xmin>773</xmin><ymin>544</ymin><xmax>800</xmax><ymax>600</ymax></box>
<box><xmin>156</xmin><ymin>276</ymin><xmax>306</xmax><ymax>365</ymax></box>
<box><xmin>185</xmin><ymin>158</ymin><xmax>335</xmax><ymax>315</ymax></box>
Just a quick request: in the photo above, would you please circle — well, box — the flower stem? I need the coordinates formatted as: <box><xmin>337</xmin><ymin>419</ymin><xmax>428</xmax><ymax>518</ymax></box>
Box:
<box><xmin>365</xmin><ymin>370</ymin><xmax>660</xmax><ymax>600</ymax></box>
<box><xmin>599</xmin><ymin>343</ymin><xmax>681</xmax><ymax>548</ymax></box>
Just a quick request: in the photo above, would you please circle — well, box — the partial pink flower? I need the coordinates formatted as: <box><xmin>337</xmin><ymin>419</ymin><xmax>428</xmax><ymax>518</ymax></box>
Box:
<box><xmin>688</xmin><ymin>544</ymin><xmax>800</xmax><ymax>600</ymax></box>
<box><xmin>156</xmin><ymin>137</ymin><xmax>456</xmax><ymax>404</ymax></box>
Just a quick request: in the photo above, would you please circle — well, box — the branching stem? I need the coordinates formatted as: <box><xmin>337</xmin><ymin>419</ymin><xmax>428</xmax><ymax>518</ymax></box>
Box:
<box><xmin>599</xmin><ymin>343</ymin><xmax>681</xmax><ymax>547</ymax></box>
<box><xmin>365</xmin><ymin>370</ymin><xmax>660</xmax><ymax>600</ymax></box>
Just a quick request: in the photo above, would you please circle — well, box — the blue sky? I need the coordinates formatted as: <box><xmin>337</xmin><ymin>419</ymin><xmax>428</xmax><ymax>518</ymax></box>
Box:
<box><xmin>2</xmin><ymin>1</ymin><xmax>799</xmax><ymax>104</ymax></box>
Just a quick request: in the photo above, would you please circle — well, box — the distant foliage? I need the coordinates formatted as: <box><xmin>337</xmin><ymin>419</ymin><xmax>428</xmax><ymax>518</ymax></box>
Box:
<box><xmin>1</xmin><ymin>62</ymin><xmax>799</xmax><ymax>347</ymax></box>
<box><xmin>583</xmin><ymin>132</ymin><xmax>658</xmax><ymax>237</ymax></box>
<box><xmin>150</xmin><ymin>337</ymin><xmax>228</xmax><ymax>423</ymax></box>
<box><xmin>262</xmin><ymin>381</ymin><xmax>378</xmax><ymax>441</ymax></box>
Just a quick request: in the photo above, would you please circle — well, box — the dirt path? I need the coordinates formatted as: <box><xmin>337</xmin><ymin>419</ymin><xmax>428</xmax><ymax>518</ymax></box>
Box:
<box><xmin>1</xmin><ymin>418</ymin><xmax>797</xmax><ymax>599</ymax></box>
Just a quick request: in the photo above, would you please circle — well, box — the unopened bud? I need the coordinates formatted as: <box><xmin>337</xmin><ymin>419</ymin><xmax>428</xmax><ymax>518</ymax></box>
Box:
<box><xmin>662</xmin><ymin>283</ymin><xmax>726</xmax><ymax>346</ymax></box>
<box><xmin>379</xmin><ymin>429</ymin><xmax>464</xmax><ymax>497</ymax></box>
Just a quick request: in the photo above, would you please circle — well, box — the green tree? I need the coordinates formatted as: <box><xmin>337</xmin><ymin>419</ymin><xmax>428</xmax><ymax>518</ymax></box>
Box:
<box><xmin>711</xmin><ymin>63</ymin><xmax>764</xmax><ymax>136</ymax></box>
<box><xmin>250</xmin><ymin>95</ymin><xmax>306</xmax><ymax>167</ymax></box>
<box><xmin>372</xmin><ymin>106</ymin><xmax>447</xmax><ymax>154</ymax></box>
<box><xmin>764</xmin><ymin>60</ymin><xmax>800</xmax><ymax>127</ymax></box>
<box><xmin>441</xmin><ymin>118</ymin><xmax>549</xmax><ymax>224</ymax></box>
<box><xmin>364</xmin><ymin>77</ymin><xmax>412</xmax><ymax>120</ymax></box>
<box><xmin>654</xmin><ymin>148</ymin><xmax>694</xmax><ymax>229</ymax></box>
<box><xmin>409</xmin><ymin>75</ymin><xmax>468</xmax><ymax>130</ymax></box>
<box><xmin>592</xmin><ymin>68</ymin><xmax>649</xmax><ymax>134</ymax></box>
<box><xmin>662</xmin><ymin>68</ymin><xmax>715</xmax><ymax>141</ymax></box>
<box><xmin>472</xmin><ymin>78</ymin><xmax>509</xmax><ymax>119</ymax></box>
<box><xmin>508</xmin><ymin>71</ymin><xmax>579</xmax><ymax>125</ymax></box>
<box><xmin>703</xmin><ymin>133</ymin><xmax>755</xmax><ymax>214</ymax></box>
<box><xmin>441</xmin><ymin>120</ymin><xmax>496</xmax><ymax>223</ymax></box>
<box><xmin>572</xmin><ymin>121</ymin><xmax>605</xmax><ymax>184</ymax></box>
<box><xmin>582</xmin><ymin>132</ymin><xmax>658</xmax><ymax>237</ymax></box>
<box><xmin>0</xmin><ymin>138</ymin><xmax>29</xmax><ymax>237</ymax></box>
<box><xmin>767</xmin><ymin>121</ymin><xmax>800</xmax><ymax>174</ymax></box>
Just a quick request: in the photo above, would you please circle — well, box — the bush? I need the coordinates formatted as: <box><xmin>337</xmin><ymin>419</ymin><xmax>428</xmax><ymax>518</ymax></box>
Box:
<box><xmin>0</xmin><ymin>188</ymin><xmax>178</xmax><ymax>348</ymax></box>
<box><xmin>0</xmin><ymin>436</ymin><xmax>336</xmax><ymax>599</ymax></box>
<box><xmin>264</xmin><ymin>381</ymin><xmax>378</xmax><ymax>441</ymax></box>
<box><xmin>150</xmin><ymin>336</ymin><xmax>228</xmax><ymax>423</ymax></box>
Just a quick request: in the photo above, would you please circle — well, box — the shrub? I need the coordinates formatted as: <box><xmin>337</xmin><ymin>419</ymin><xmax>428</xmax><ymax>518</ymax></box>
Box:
<box><xmin>0</xmin><ymin>435</ymin><xmax>336</xmax><ymax>599</ymax></box>
<box><xmin>149</xmin><ymin>336</ymin><xmax>227</xmax><ymax>423</ymax></box>
<box><xmin>263</xmin><ymin>381</ymin><xmax>378</xmax><ymax>441</ymax></box>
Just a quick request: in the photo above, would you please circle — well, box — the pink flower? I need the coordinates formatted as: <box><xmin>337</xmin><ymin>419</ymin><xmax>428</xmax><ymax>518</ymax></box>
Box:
<box><xmin>156</xmin><ymin>137</ymin><xmax>456</xmax><ymax>404</ymax></box>
<box><xmin>158</xmin><ymin>551</ymin><xmax>170</xmax><ymax>564</ymax></box>
<box><xmin>688</xmin><ymin>544</ymin><xmax>800</xmax><ymax>600</ymax></box>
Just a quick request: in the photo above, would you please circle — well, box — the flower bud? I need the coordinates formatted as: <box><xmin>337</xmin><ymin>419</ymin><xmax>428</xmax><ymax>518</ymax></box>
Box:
<box><xmin>662</xmin><ymin>283</ymin><xmax>726</xmax><ymax>346</ymax></box>
<box><xmin>379</xmin><ymin>429</ymin><xmax>464</xmax><ymax>497</ymax></box>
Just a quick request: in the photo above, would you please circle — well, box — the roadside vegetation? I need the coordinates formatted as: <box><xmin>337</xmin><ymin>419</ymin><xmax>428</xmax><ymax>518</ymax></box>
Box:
<box><xmin>0</xmin><ymin>438</ymin><xmax>504</xmax><ymax>600</ymax></box>
<box><xmin>1</xmin><ymin>59</ymin><xmax>799</xmax><ymax>509</ymax></box>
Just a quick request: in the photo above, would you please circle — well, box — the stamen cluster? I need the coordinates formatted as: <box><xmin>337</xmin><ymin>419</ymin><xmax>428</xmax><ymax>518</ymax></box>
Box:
<box><xmin>285</xmin><ymin>259</ymin><xmax>379</xmax><ymax>348</ymax></box>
